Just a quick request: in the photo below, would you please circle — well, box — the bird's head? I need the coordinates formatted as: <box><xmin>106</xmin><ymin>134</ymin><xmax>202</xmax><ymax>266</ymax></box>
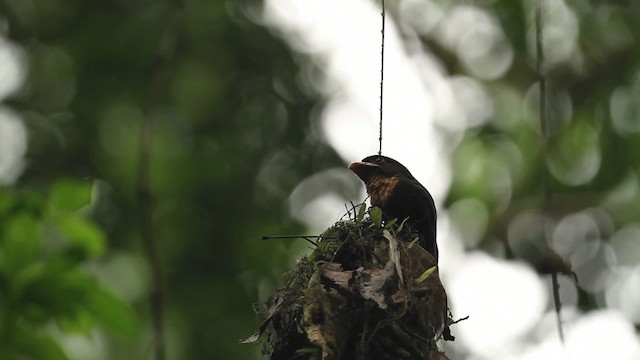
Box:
<box><xmin>349</xmin><ymin>155</ymin><xmax>415</xmax><ymax>183</ymax></box>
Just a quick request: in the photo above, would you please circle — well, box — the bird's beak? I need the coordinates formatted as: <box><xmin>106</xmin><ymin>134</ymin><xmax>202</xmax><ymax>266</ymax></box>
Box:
<box><xmin>349</xmin><ymin>161</ymin><xmax>380</xmax><ymax>181</ymax></box>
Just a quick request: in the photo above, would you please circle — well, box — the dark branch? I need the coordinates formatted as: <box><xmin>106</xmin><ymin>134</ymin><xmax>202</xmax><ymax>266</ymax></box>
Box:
<box><xmin>136</xmin><ymin>1</ymin><xmax>184</xmax><ymax>359</ymax></box>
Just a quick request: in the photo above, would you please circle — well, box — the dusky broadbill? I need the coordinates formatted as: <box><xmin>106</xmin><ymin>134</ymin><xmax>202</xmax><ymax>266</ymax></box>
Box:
<box><xmin>349</xmin><ymin>155</ymin><xmax>438</xmax><ymax>261</ymax></box>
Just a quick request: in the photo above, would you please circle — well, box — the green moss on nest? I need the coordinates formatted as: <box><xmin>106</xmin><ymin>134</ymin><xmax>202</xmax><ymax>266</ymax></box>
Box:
<box><xmin>243</xmin><ymin>205</ymin><xmax>455</xmax><ymax>360</ymax></box>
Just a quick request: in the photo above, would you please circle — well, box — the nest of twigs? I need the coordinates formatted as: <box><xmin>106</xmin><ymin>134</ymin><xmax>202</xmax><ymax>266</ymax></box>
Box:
<box><xmin>243</xmin><ymin>205</ymin><xmax>456</xmax><ymax>360</ymax></box>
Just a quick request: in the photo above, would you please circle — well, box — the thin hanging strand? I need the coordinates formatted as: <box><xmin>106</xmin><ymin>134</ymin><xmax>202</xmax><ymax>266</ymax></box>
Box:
<box><xmin>536</xmin><ymin>1</ymin><xmax>548</xmax><ymax>140</ymax></box>
<box><xmin>378</xmin><ymin>0</ymin><xmax>385</xmax><ymax>156</ymax></box>
<box><xmin>536</xmin><ymin>0</ymin><xmax>564</xmax><ymax>343</ymax></box>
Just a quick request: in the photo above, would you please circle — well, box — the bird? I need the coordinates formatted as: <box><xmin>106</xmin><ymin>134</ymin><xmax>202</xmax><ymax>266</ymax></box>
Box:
<box><xmin>349</xmin><ymin>155</ymin><xmax>438</xmax><ymax>261</ymax></box>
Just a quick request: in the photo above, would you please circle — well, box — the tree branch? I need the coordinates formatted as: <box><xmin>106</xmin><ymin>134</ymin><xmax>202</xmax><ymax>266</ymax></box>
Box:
<box><xmin>136</xmin><ymin>1</ymin><xmax>184</xmax><ymax>359</ymax></box>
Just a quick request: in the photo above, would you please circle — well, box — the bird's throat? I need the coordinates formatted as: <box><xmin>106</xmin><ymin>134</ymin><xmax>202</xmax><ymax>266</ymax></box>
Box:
<box><xmin>366</xmin><ymin>176</ymin><xmax>399</xmax><ymax>207</ymax></box>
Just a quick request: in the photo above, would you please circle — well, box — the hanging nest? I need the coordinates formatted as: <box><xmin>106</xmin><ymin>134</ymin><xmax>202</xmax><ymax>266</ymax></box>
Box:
<box><xmin>242</xmin><ymin>205</ymin><xmax>456</xmax><ymax>360</ymax></box>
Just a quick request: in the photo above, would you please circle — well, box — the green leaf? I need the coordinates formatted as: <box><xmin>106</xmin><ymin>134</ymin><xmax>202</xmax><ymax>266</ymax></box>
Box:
<box><xmin>356</xmin><ymin>203</ymin><xmax>366</xmax><ymax>222</ymax></box>
<box><xmin>56</xmin><ymin>216</ymin><xmax>106</xmax><ymax>257</ymax></box>
<box><xmin>407</xmin><ymin>236</ymin><xmax>420</xmax><ymax>249</ymax></box>
<box><xmin>12</xmin><ymin>263</ymin><xmax>46</xmax><ymax>300</ymax></box>
<box><xmin>416</xmin><ymin>266</ymin><xmax>437</xmax><ymax>284</ymax></box>
<box><xmin>20</xmin><ymin>271</ymin><xmax>94</xmax><ymax>321</ymax></box>
<box><xmin>85</xmin><ymin>285</ymin><xmax>140</xmax><ymax>338</ymax></box>
<box><xmin>49</xmin><ymin>179</ymin><xmax>93</xmax><ymax>214</ymax></box>
<box><xmin>2</xmin><ymin>213</ymin><xmax>42</xmax><ymax>273</ymax></box>
<box><xmin>384</xmin><ymin>218</ymin><xmax>398</xmax><ymax>229</ymax></box>
<box><xmin>370</xmin><ymin>207</ymin><xmax>382</xmax><ymax>227</ymax></box>
<box><xmin>0</xmin><ymin>187</ymin><xmax>15</xmax><ymax>215</ymax></box>
<box><xmin>295</xmin><ymin>348</ymin><xmax>319</xmax><ymax>354</ymax></box>
<box><xmin>396</xmin><ymin>217</ymin><xmax>409</xmax><ymax>233</ymax></box>
<box><xmin>22</xmin><ymin>301</ymin><xmax>50</xmax><ymax>325</ymax></box>
<box><xmin>57</xmin><ymin>309</ymin><xmax>94</xmax><ymax>334</ymax></box>
<box><xmin>13</xmin><ymin>330</ymin><xmax>69</xmax><ymax>360</ymax></box>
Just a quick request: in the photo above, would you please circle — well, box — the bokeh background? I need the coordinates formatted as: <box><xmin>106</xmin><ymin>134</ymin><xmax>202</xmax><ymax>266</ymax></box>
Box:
<box><xmin>1</xmin><ymin>0</ymin><xmax>640</xmax><ymax>359</ymax></box>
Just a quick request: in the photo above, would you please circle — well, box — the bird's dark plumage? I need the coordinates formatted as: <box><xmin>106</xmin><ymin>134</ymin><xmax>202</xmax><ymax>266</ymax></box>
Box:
<box><xmin>349</xmin><ymin>155</ymin><xmax>438</xmax><ymax>261</ymax></box>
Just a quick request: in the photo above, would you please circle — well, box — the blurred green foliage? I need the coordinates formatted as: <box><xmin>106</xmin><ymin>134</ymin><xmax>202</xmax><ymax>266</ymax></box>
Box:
<box><xmin>0</xmin><ymin>181</ymin><xmax>138</xmax><ymax>359</ymax></box>
<box><xmin>0</xmin><ymin>0</ymin><xmax>344</xmax><ymax>358</ymax></box>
